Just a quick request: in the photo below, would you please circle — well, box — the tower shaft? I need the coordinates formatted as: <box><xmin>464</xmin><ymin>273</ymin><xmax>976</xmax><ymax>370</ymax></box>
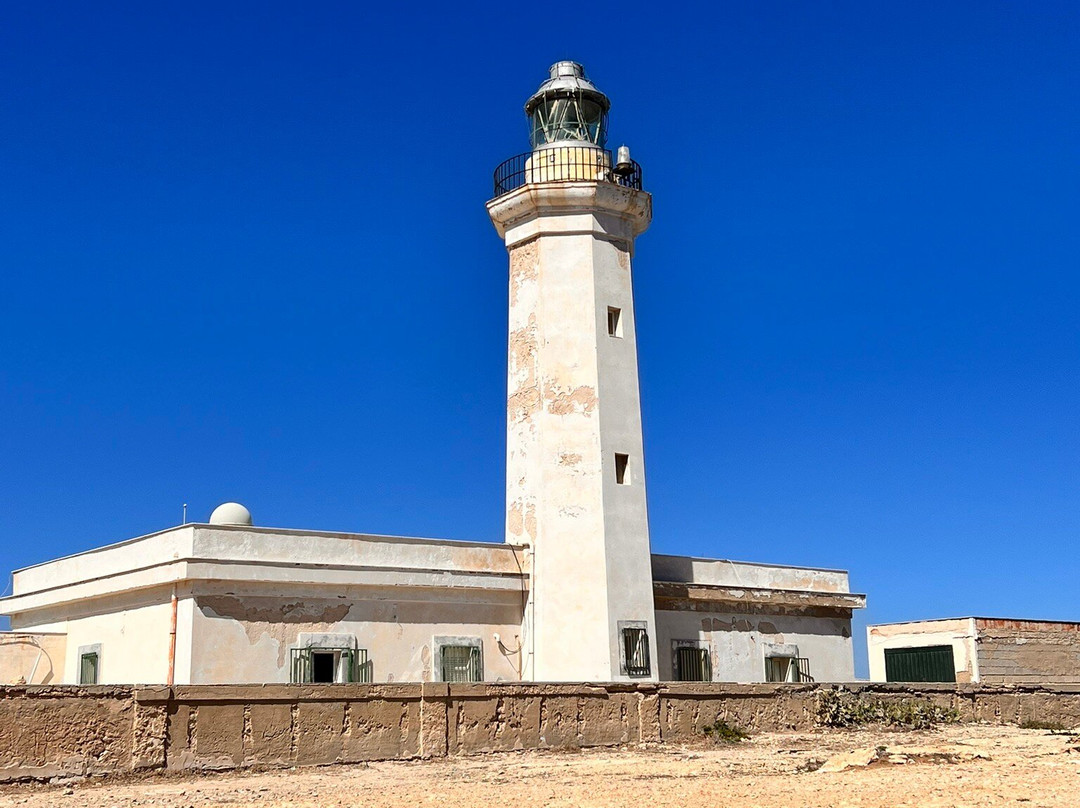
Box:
<box><xmin>488</xmin><ymin>181</ymin><xmax>656</xmax><ymax>681</ymax></box>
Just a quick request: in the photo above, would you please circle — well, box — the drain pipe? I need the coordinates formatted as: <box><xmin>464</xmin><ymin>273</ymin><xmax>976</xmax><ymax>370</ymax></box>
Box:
<box><xmin>167</xmin><ymin>585</ymin><xmax>178</xmax><ymax>686</ymax></box>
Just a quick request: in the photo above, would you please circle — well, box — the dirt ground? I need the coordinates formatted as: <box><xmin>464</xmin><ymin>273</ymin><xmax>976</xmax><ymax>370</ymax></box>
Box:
<box><xmin>3</xmin><ymin>724</ymin><xmax>1079</xmax><ymax>808</ymax></box>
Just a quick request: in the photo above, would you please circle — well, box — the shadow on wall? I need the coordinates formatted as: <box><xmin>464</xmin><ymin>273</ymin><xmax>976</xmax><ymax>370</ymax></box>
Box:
<box><xmin>0</xmin><ymin>635</ymin><xmax>61</xmax><ymax>685</ymax></box>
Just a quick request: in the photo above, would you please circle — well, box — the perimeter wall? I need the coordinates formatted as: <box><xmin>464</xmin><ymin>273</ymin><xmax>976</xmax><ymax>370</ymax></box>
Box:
<box><xmin>3</xmin><ymin>681</ymin><xmax>1080</xmax><ymax>782</ymax></box>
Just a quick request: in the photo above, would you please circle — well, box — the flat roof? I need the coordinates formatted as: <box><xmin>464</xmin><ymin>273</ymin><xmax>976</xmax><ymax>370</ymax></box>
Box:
<box><xmin>651</xmin><ymin>552</ymin><xmax>849</xmax><ymax>576</ymax></box>
<box><xmin>870</xmin><ymin>617</ymin><xmax>1080</xmax><ymax>628</ymax></box>
<box><xmin>9</xmin><ymin>522</ymin><xmax>514</xmax><ymax>576</ymax></box>
<box><xmin>13</xmin><ymin>525</ymin><xmax>855</xmax><ymax>579</ymax></box>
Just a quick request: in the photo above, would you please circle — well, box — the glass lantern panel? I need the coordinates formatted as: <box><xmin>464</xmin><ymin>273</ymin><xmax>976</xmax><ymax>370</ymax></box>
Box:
<box><xmin>530</xmin><ymin>96</ymin><xmax>608</xmax><ymax>148</ymax></box>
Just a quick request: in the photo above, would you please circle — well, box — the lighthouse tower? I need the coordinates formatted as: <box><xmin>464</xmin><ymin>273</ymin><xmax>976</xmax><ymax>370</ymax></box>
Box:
<box><xmin>487</xmin><ymin>62</ymin><xmax>657</xmax><ymax>681</ymax></box>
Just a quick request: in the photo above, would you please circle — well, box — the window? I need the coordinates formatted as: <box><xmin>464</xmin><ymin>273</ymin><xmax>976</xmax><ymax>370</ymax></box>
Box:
<box><xmin>77</xmin><ymin>643</ymin><xmax>102</xmax><ymax>685</ymax></box>
<box><xmin>291</xmin><ymin>633</ymin><xmax>370</xmax><ymax>683</ymax></box>
<box><xmin>312</xmin><ymin>651</ymin><xmax>336</xmax><ymax>683</ymax></box>
<box><xmin>673</xmin><ymin>642</ymin><xmax>711</xmax><ymax>682</ymax></box>
<box><xmin>619</xmin><ymin>622</ymin><xmax>651</xmax><ymax>677</ymax></box>
<box><xmin>290</xmin><ymin>646</ymin><xmax>370</xmax><ymax>683</ymax></box>
<box><xmin>440</xmin><ymin>645</ymin><xmax>482</xmax><ymax>682</ymax></box>
<box><xmin>79</xmin><ymin>652</ymin><xmax>99</xmax><ymax>685</ymax></box>
<box><xmin>434</xmin><ymin>636</ymin><xmax>482</xmax><ymax>683</ymax></box>
<box><xmin>765</xmin><ymin>656</ymin><xmax>812</xmax><ymax>683</ymax></box>
<box><xmin>615</xmin><ymin>453</ymin><xmax>629</xmax><ymax>485</ymax></box>
<box><xmin>607</xmin><ymin>306</ymin><xmax>622</xmax><ymax>337</ymax></box>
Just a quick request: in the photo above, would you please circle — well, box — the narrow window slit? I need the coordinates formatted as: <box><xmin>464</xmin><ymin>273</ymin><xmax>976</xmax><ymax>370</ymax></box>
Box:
<box><xmin>615</xmin><ymin>453</ymin><xmax>629</xmax><ymax>485</ymax></box>
<box><xmin>607</xmin><ymin>306</ymin><xmax>622</xmax><ymax>337</ymax></box>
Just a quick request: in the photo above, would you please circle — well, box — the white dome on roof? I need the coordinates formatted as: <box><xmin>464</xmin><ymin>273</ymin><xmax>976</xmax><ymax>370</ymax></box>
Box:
<box><xmin>208</xmin><ymin>502</ymin><xmax>252</xmax><ymax>526</ymax></box>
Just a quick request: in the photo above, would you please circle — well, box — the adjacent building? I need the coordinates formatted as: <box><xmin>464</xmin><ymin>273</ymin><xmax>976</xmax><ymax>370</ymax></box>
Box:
<box><xmin>868</xmin><ymin>618</ymin><xmax>1080</xmax><ymax>684</ymax></box>
<box><xmin>0</xmin><ymin>62</ymin><xmax>865</xmax><ymax>686</ymax></box>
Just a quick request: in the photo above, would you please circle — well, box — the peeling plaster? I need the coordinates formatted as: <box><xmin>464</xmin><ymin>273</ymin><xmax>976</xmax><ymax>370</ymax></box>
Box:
<box><xmin>543</xmin><ymin>385</ymin><xmax>598</xmax><ymax>416</ymax></box>
<box><xmin>197</xmin><ymin>597</ymin><xmax>353</xmax><ymax>668</ymax></box>
<box><xmin>507</xmin><ymin>502</ymin><xmax>523</xmax><ymax>538</ymax></box>
<box><xmin>507</xmin><ymin>388</ymin><xmax>542</xmax><ymax>424</ymax></box>
<box><xmin>524</xmin><ymin>504</ymin><xmax>536</xmax><ymax>540</ymax></box>
<box><xmin>506</xmin><ymin>501</ymin><xmax>537</xmax><ymax>542</ymax></box>
<box><xmin>508</xmin><ymin>315</ymin><xmax>538</xmax><ymax>385</ymax></box>
<box><xmin>508</xmin><ymin>241</ymin><xmax>538</xmax><ymax>308</ymax></box>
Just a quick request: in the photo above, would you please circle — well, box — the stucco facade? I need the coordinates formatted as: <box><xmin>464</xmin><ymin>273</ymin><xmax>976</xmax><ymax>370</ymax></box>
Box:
<box><xmin>489</xmin><ymin>181</ymin><xmax>657</xmax><ymax>682</ymax></box>
<box><xmin>1</xmin><ymin>524</ymin><xmax>862</xmax><ymax>685</ymax></box>
<box><xmin>0</xmin><ymin>61</ymin><xmax>865</xmax><ymax>686</ymax></box>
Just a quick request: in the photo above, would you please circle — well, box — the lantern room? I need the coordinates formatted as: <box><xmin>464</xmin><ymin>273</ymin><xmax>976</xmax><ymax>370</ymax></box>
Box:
<box><xmin>491</xmin><ymin>62</ymin><xmax>642</xmax><ymax>198</ymax></box>
<box><xmin>525</xmin><ymin>61</ymin><xmax>610</xmax><ymax>149</ymax></box>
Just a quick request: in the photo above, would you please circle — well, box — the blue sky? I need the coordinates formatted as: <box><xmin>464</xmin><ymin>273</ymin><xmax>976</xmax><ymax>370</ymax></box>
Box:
<box><xmin>2</xmin><ymin>3</ymin><xmax>1078</xmax><ymax>677</ymax></box>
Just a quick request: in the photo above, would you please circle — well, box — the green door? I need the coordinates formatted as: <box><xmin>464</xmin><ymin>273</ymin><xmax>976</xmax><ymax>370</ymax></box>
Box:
<box><xmin>884</xmin><ymin>645</ymin><xmax>956</xmax><ymax>682</ymax></box>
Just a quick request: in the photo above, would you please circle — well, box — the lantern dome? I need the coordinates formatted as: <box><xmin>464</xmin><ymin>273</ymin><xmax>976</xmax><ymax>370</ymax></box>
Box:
<box><xmin>525</xmin><ymin>61</ymin><xmax>610</xmax><ymax>149</ymax></box>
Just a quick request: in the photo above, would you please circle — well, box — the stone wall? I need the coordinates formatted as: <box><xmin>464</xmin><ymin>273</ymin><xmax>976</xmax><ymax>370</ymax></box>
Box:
<box><xmin>977</xmin><ymin>627</ymin><xmax>1080</xmax><ymax>684</ymax></box>
<box><xmin>4</xmin><ymin>682</ymin><xmax>1080</xmax><ymax>782</ymax></box>
<box><xmin>0</xmin><ymin>686</ymin><xmax>139</xmax><ymax>781</ymax></box>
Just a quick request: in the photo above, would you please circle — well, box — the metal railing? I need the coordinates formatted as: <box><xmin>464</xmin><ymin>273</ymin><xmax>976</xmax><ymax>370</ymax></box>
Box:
<box><xmin>493</xmin><ymin>145</ymin><xmax>643</xmax><ymax>197</ymax></box>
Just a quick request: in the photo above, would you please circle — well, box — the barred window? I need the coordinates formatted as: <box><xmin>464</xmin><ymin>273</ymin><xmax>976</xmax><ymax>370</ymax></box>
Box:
<box><xmin>440</xmin><ymin>645</ymin><xmax>482</xmax><ymax>683</ymax></box>
<box><xmin>290</xmin><ymin>647</ymin><xmax>370</xmax><ymax>683</ymax></box>
<box><xmin>674</xmin><ymin>643</ymin><xmax>711</xmax><ymax>682</ymax></box>
<box><xmin>621</xmin><ymin>625</ymin><xmax>651</xmax><ymax>677</ymax></box>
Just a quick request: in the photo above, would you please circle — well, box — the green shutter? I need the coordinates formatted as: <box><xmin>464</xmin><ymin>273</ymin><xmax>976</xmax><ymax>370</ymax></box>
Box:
<box><xmin>341</xmin><ymin>649</ymin><xmax>355</xmax><ymax>683</ymax></box>
<box><xmin>79</xmin><ymin>653</ymin><xmax>99</xmax><ymax>685</ymax></box>
<box><xmin>884</xmin><ymin>646</ymin><xmax>956</xmax><ymax>683</ymax></box>
<box><xmin>766</xmin><ymin>656</ymin><xmax>799</xmax><ymax>682</ymax></box>
<box><xmin>290</xmin><ymin>648</ymin><xmax>312</xmax><ymax>683</ymax></box>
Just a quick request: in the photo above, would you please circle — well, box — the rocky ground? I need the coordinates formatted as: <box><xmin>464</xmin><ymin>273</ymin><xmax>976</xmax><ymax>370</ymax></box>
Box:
<box><xmin>2</xmin><ymin>724</ymin><xmax>1079</xmax><ymax>808</ymax></box>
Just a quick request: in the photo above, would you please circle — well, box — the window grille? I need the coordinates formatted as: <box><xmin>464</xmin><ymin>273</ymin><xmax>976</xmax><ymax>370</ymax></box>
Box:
<box><xmin>290</xmin><ymin>647</ymin><xmax>370</xmax><ymax>683</ymax></box>
<box><xmin>440</xmin><ymin>645</ymin><xmax>482</xmax><ymax>683</ymax></box>
<box><xmin>675</xmin><ymin>645</ymin><xmax>711</xmax><ymax>682</ymax></box>
<box><xmin>795</xmin><ymin>657</ymin><xmax>814</xmax><ymax>683</ymax></box>
<box><xmin>765</xmin><ymin>656</ymin><xmax>811</xmax><ymax>683</ymax></box>
<box><xmin>622</xmin><ymin>627</ymin><xmax>651</xmax><ymax>677</ymax></box>
<box><xmin>79</xmin><ymin>652</ymin><xmax>99</xmax><ymax>685</ymax></box>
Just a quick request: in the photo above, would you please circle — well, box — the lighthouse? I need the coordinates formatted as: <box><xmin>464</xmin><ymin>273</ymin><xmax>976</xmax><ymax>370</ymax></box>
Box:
<box><xmin>487</xmin><ymin>62</ymin><xmax>657</xmax><ymax>681</ymax></box>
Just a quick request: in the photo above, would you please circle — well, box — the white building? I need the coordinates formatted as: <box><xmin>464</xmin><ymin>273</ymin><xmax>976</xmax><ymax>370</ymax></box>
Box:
<box><xmin>868</xmin><ymin>618</ymin><xmax>1080</xmax><ymax>684</ymax></box>
<box><xmin>0</xmin><ymin>62</ymin><xmax>865</xmax><ymax>687</ymax></box>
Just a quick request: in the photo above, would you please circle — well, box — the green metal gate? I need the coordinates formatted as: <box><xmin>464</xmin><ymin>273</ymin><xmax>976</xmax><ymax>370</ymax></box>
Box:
<box><xmin>884</xmin><ymin>645</ymin><xmax>956</xmax><ymax>682</ymax></box>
